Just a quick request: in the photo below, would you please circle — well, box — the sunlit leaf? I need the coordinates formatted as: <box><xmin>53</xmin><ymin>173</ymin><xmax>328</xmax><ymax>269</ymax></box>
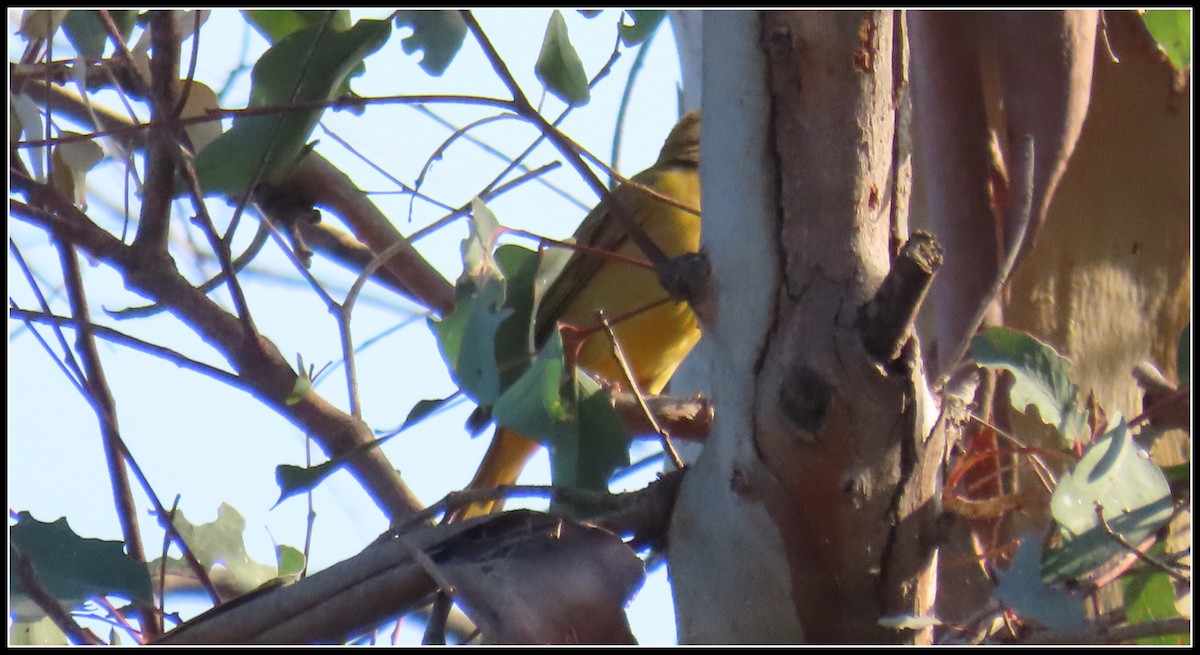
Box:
<box><xmin>243</xmin><ymin>9</ymin><xmax>351</xmax><ymax>44</ymax></box>
<box><xmin>275</xmin><ymin>544</ymin><xmax>306</xmax><ymax>581</ymax></box>
<box><xmin>394</xmin><ymin>10</ymin><xmax>467</xmax><ymax>76</ymax></box>
<box><xmin>163</xmin><ymin>504</ymin><xmax>278</xmax><ymax>592</ymax></box>
<box><xmin>18</xmin><ymin>10</ymin><xmax>69</xmax><ymax>40</ymax></box>
<box><xmin>1141</xmin><ymin>9</ymin><xmax>1191</xmax><ymax>71</ymax></box>
<box><xmin>463</xmin><ymin>198</ymin><xmax>503</xmax><ymax>282</ymax></box>
<box><xmin>1044</xmin><ymin>423</ymin><xmax>1173</xmax><ymax>583</ymax></box>
<box><xmin>1049</xmin><ymin>422</ymin><xmax>1172</xmax><ymax>540</ymax></box>
<box><xmin>286</xmin><ymin>367</ymin><xmax>311</xmax><ymax>405</ymax></box>
<box><xmin>970</xmin><ymin>327</ymin><xmax>1087</xmax><ymax>444</ymax></box>
<box><xmin>619</xmin><ymin>10</ymin><xmax>665</xmax><ymax>47</ymax></box>
<box><xmin>178</xmin><ymin>80</ymin><xmax>222</xmax><ymax>156</ymax></box>
<box><xmin>50</xmin><ymin>137</ymin><xmax>104</xmax><ymax>210</ymax></box>
<box><xmin>12</xmin><ymin>93</ymin><xmax>48</xmax><ymax>180</ymax></box>
<box><xmin>535</xmin><ymin>10</ymin><xmax>590</xmax><ymax>106</ymax></box>
<box><xmin>8</xmin><ymin>616</ymin><xmax>69</xmax><ymax>646</ymax></box>
<box><xmin>1123</xmin><ymin>551</ymin><xmax>1185</xmax><ymax>645</ymax></box>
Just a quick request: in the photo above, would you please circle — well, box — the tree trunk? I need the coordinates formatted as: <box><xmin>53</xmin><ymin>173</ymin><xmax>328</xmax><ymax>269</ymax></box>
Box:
<box><xmin>669</xmin><ymin>10</ymin><xmax>941</xmax><ymax>644</ymax></box>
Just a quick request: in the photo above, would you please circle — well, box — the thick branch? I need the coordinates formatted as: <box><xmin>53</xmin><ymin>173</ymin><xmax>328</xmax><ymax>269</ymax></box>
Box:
<box><xmin>275</xmin><ymin>153</ymin><xmax>456</xmax><ymax>317</ymax></box>
<box><xmin>134</xmin><ymin>10</ymin><xmax>180</xmax><ymax>252</ymax></box>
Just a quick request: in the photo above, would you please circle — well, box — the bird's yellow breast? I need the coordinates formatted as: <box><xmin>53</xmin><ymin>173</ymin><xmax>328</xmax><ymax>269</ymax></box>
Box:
<box><xmin>559</xmin><ymin>167</ymin><xmax>701</xmax><ymax>394</ymax></box>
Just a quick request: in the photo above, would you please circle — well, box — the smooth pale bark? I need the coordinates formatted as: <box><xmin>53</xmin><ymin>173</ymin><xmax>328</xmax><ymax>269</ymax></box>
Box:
<box><xmin>668</xmin><ymin>11</ymin><xmax>940</xmax><ymax>644</ymax></box>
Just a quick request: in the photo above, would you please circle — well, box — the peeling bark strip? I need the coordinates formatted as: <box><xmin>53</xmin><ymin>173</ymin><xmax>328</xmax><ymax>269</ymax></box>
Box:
<box><xmin>758</xmin><ymin>11</ymin><xmax>939</xmax><ymax>642</ymax></box>
<box><xmin>909</xmin><ymin>10</ymin><xmax>1098</xmax><ymax>375</ymax></box>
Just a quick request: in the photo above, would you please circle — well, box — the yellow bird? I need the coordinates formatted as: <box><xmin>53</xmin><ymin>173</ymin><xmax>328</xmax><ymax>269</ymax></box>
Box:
<box><xmin>461</xmin><ymin>111</ymin><xmax>702</xmax><ymax>518</ymax></box>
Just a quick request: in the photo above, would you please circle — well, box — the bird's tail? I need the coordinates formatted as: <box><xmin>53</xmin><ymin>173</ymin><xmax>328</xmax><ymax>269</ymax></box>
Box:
<box><xmin>457</xmin><ymin>427</ymin><xmax>541</xmax><ymax>519</ymax></box>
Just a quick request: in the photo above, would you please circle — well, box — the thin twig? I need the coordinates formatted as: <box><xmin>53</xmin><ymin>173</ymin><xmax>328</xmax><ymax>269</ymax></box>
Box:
<box><xmin>171</xmin><ymin>11</ymin><xmax>203</xmax><ymax>120</ymax></box>
<box><xmin>943</xmin><ymin>137</ymin><xmax>1036</xmax><ymax>377</ymax></box>
<box><xmin>224</xmin><ymin>13</ymin><xmax>336</xmax><ymax>246</ymax></box>
<box><xmin>8</xmin><ymin>307</ymin><xmax>244</xmax><ymax>388</ymax></box>
<box><xmin>17</xmin><ymin>93</ymin><xmax>517</xmax><ymax>150</ymax></box>
<box><xmin>107</xmin><ymin>219</ymin><xmax>272</xmax><ymax>319</ymax></box>
<box><xmin>1095</xmin><ymin>503</ymin><xmax>1187</xmax><ymax>584</ymax></box>
<box><xmin>611</xmin><ymin>24</ymin><xmax>656</xmax><ymax>183</ymax></box>
<box><xmin>597</xmin><ymin>311</ymin><xmax>685</xmax><ymax>470</ymax></box>
<box><xmin>459</xmin><ymin>10</ymin><xmax>672</xmax><ymax>271</ymax></box>
<box><xmin>318</xmin><ymin>122</ymin><xmax>456</xmax><ymax>212</ymax></box>
<box><xmin>11</xmin><ymin>548</ymin><xmax>105</xmax><ymax>645</ymax></box>
<box><xmin>409</xmin><ymin>112</ymin><xmax>517</xmax><ymax>222</ymax></box>
<box><xmin>56</xmin><ymin>238</ymin><xmax>159</xmax><ymax>637</ymax></box>
<box><xmin>133</xmin><ymin>10</ymin><xmax>181</xmax><ymax>253</ymax></box>
<box><xmin>410</xmin><ymin>105</ymin><xmax>589</xmax><ymax>212</ymax></box>
<box><xmin>8</xmin><ymin>239</ymin><xmax>88</xmax><ymax>391</ymax></box>
<box><xmin>408</xmin><ymin>162</ymin><xmax>564</xmax><ymax>242</ymax></box>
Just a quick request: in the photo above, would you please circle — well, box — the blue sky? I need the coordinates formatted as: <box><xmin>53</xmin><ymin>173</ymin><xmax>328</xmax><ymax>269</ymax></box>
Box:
<box><xmin>9</xmin><ymin>8</ymin><xmax>689</xmax><ymax>644</ymax></box>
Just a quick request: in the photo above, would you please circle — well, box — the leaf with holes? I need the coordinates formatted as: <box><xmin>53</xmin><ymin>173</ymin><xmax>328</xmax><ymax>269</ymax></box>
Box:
<box><xmin>969</xmin><ymin>327</ymin><xmax>1087</xmax><ymax>444</ymax></box>
<box><xmin>9</xmin><ymin>512</ymin><xmax>153</xmax><ymax>622</ymax></box>
<box><xmin>619</xmin><ymin>10</ymin><xmax>665</xmax><ymax>47</ymax></box>
<box><xmin>394</xmin><ymin>10</ymin><xmax>466</xmax><ymax>76</ymax></box>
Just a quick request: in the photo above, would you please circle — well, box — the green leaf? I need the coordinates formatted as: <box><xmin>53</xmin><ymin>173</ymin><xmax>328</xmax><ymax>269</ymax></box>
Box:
<box><xmin>1043</xmin><ymin>423</ymin><xmax>1174</xmax><ymax>583</ymax></box>
<box><xmin>490</xmin><ymin>332</ymin><xmax>630</xmax><ymax>511</ymax></box>
<box><xmin>190</xmin><ymin>18</ymin><xmax>391</xmax><ymax>197</ymax></box>
<box><xmin>8</xmin><ymin>616</ymin><xmax>69</xmax><ymax>646</ymax></box>
<box><xmin>1050</xmin><ymin>423</ymin><xmax>1172</xmax><ymax>539</ymax></box>
<box><xmin>9</xmin><ymin>512</ymin><xmax>154</xmax><ymax>621</ymax></box>
<box><xmin>164</xmin><ymin>504</ymin><xmax>278</xmax><ymax>592</ymax></box>
<box><xmin>1141</xmin><ymin>9</ymin><xmax>1191</xmax><ymax>71</ymax></box>
<box><xmin>619</xmin><ymin>10</ymin><xmax>665</xmax><ymax>47</ymax></box>
<box><xmin>994</xmin><ymin>535</ymin><xmax>1086</xmax><ymax>630</ymax></box>
<box><xmin>1123</xmin><ymin>551</ymin><xmax>1185</xmax><ymax>645</ymax></box>
<box><xmin>969</xmin><ymin>327</ymin><xmax>1087</xmax><ymax>444</ymax></box>
<box><xmin>494</xmin><ymin>244</ymin><xmax>541</xmax><ymax>388</ymax></box>
<box><xmin>1042</xmin><ymin>497</ymin><xmax>1175</xmax><ymax>583</ymax></box>
<box><xmin>62</xmin><ymin>10</ymin><xmax>138</xmax><ymax>60</ymax></box>
<box><xmin>394</xmin><ymin>10</ymin><xmax>467</xmax><ymax>76</ymax></box>
<box><xmin>275</xmin><ymin>460</ymin><xmax>338</xmax><ymax>504</ymax></box>
<box><xmin>402</xmin><ymin>396</ymin><xmax>455</xmax><ymax>430</ymax></box>
<box><xmin>50</xmin><ymin>137</ymin><xmax>104</xmax><ymax>210</ymax></box>
<box><xmin>286</xmin><ymin>367</ymin><xmax>311</xmax><ymax>405</ymax></box>
<box><xmin>535</xmin><ymin>10</ymin><xmax>591</xmax><ymax>107</ymax></box>
<box><xmin>275</xmin><ymin>544</ymin><xmax>306</xmax><ymax>581</ymax></box>
<box><xmin>566</xmin><ymin>369</ymin><xmax>631</xmax><ymax>494</ymax></box>
<box><xmin>429</xmin><ymin>274</ymin><xmax>509</xmax><ymax>407</ymax></box>
<box><xmin>492</xmin><ymin>330</ymin><xmax>571</xmax><ymax>443</ymax></box>
<box><xmin>18</xmin><ymin>10</ymin><xmax>69</xmax><ymax>40</ymax></box>
<box><xmin>242</xmin><ymin>9</ymin><xmax>351</xmax><ymax>44</ymax></box>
